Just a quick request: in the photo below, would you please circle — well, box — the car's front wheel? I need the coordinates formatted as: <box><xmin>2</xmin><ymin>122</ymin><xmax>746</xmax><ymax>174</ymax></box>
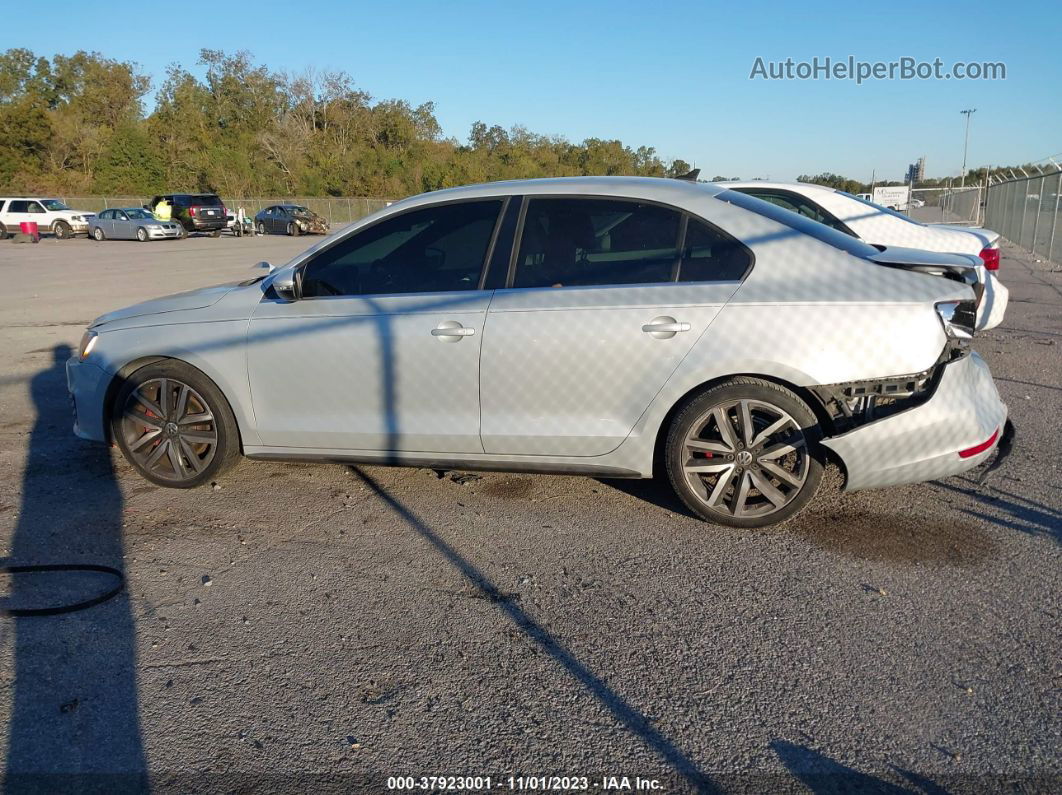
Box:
<box><xmin>287</xmin><ymin>222</ymin><xmax>300</xmax><ymax>236</ymax></box>
<box><xmin>665</xmin><ymin>378</ymin><xmax>824</xmax><ymax>528</ymax></box>
<box><xmin>111</xmin><ymin>361</ymin><xmax>241</xmax><ymax>488</ymax></box>
<box><xmin>136</xmin><ymin>227</ymin><xmax>148</xmax><ymax>242</ymax></box>
<box><xmin>53</xmin><ymin>220</ymin><xmax>72</xmax><ymax>239</ymax></box>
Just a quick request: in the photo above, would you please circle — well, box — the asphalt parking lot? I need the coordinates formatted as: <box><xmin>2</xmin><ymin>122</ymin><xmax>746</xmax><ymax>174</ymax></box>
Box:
<box><xmin>0</xmin><ymin>233</ymin><xmax>1059</xmax><ymax>792</ymax></box>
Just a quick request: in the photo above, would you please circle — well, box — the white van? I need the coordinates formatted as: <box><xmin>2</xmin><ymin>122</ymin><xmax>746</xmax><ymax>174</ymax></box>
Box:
<box><xmin>0</xmin><ymin>198</ymin><xmax>94</xmax><ymax>239</ymax></box>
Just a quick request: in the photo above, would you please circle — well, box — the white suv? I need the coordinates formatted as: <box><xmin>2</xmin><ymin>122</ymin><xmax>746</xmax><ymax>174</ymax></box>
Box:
<box><xmin>0</xmin><ymin>197</ymin><xmax>94</xmax><ymax>239</ymax></box>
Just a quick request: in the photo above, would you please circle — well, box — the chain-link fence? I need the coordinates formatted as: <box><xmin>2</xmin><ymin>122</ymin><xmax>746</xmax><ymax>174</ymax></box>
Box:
<box><xmin>909</xmin><ymin>186</ymin><xmax>983</xmax><ymax>225</ymax></box>
<box><xmin>58</xmin><ymin>196</ymin><xmax>393</xmax><ymax>227</ymax></box>
<box><xmin>983</xmin><ymin>171</ymin><xmax>1062</xmax><ymax>264</ymax></box>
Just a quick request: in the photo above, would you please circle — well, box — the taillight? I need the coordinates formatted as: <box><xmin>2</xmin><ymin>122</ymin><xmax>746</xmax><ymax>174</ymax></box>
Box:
<box><xmin>188</xmin><ymin>206</ymin><xmax>198</xmax><ymax>217</ymax></box>
<box><xmin>979</xmin><ymin>246</ymin><xmax>1000</xmax><ymax>271</ymax></box>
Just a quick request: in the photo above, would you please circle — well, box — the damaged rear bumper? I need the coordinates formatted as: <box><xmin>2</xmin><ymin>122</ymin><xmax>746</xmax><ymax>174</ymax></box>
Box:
<box><xmin>821</xmin><ymin>351</ymin><xmax>1008</xmax><ymax>491</ymax></box>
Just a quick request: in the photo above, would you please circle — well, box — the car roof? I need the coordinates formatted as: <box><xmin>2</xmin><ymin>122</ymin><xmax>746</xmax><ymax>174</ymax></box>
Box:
<box><xmin>386</xmin><ymin>176</ymin><xmax>728</xmax><ymax>212</ymax></box>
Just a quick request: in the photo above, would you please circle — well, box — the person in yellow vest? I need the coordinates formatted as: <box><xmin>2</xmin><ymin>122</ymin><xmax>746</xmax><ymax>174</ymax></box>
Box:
<box><xmin>153</xmin><ymin>198</ymin><xmax>171</xmax><ymax>221</ymax></box>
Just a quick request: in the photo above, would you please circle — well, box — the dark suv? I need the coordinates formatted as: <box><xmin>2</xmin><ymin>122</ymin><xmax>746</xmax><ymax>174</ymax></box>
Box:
<box><xmin>147</xmin><ymin>193</ymin><xmax>227</xmax><ymax>236</ymax></box>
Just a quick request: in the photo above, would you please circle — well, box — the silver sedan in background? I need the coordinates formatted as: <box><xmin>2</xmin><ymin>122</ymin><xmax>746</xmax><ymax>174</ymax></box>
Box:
<box><xmin>89</xmin><ymin>208</ymin><xmax>183</xmax><ymax>242</ymax></box>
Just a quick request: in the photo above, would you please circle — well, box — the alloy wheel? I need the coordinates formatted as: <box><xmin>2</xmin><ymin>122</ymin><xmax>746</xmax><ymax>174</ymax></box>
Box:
<box><xmin>119</xmin><ymin>378</ymin><xmax>218</xmax><ymax>483</ymax></box>
<box><xmin>681</xmin><ymin>399</ymin><xmax>809</xmax><ymax>519</ymax></box>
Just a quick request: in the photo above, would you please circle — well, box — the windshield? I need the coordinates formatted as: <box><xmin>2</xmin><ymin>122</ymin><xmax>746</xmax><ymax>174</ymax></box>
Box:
<box><xmin>42</xmin><ymin>199</ymin><xmax>72</xmax><ymax>211</ymax></box>
<box><xmin>125</xmin><ymin>209</ymin><xmax>153</xmax><ymax>220</ymax></box>
<box><xmin>718</xmin><ymin>189</ymin><xmax>879</xmax><ymax>259</ymax></box>
<box><xmin>838</xmin><ymin>191</ymin><xmax>924</xmax><ymax>225</ymax></box>
<box><xmin>289</xmin><ymin>206</ymin><xmax>312</xmax><ymax>216</ymax></box>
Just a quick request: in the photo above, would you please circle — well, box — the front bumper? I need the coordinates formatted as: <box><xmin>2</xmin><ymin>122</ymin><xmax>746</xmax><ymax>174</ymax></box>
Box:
<box><xmin>66</xmin><ymin>355</ymin><xmax>111</xmax><ymax>442</ymax></box>
<box><xmin>148</xmin><ymin>224</ymin><xmax>182</xmax><ymax>239</ymax></box>
<box><xmin>821</xmin><ymin>352</ymin><xmax>1008</xmax><ymax>491</ymax></box>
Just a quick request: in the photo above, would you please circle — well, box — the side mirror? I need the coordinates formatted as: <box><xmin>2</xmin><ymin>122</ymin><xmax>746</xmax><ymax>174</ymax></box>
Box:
<box><xmin>270</xmin><ymin>269</ymin><xmax>300</xmax><ymax>301</ymax></box>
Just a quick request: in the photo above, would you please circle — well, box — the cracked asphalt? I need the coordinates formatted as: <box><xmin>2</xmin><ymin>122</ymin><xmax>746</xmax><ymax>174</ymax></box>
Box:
<box><xmin>0</xmin><ymin>233</ymin><xmax>1058</xmax><ymax>793</ymax></box>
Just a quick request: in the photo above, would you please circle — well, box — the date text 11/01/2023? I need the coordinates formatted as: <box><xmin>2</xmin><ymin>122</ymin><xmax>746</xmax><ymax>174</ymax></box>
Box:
<box><xmin>386</xmin><ymin>775</ymin><xmax>664</xmax><ymax>791</ymax></box>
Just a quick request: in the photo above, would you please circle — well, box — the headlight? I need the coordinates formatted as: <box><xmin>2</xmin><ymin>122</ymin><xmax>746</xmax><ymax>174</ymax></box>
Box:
<box><xmin>297</xmin><ymin>220</ymin><xmax>307</xmax><ymax>229</ymax></box>
<box><xmin>79</xmin><ymin>330</ymin><xmax>98</xmax><ymax>360</ymax></box>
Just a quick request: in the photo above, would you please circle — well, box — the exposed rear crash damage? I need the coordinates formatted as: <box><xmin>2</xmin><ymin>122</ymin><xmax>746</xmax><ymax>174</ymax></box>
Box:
<box><xmin>819</xmin><ymin>352</ymin><xmax>1008</xmax><ymax>491</ymax></box>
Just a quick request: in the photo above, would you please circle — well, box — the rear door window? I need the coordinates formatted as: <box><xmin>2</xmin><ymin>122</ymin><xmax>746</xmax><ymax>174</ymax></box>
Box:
<box><xmin>512</xmin><ymin>198</ymin><xmax>681</xmax><ymax>288</ymax></box>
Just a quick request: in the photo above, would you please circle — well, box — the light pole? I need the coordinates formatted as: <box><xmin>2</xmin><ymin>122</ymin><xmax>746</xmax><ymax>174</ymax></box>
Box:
<box><xmin>960</xmin><ymin>109</ymin><xmax>977</xmax><ymax>187</ymax></box>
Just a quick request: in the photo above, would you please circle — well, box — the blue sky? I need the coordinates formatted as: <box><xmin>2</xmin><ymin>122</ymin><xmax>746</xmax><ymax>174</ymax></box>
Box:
<box><xmin>14</xmin><ymin>0</ymin><xmax>1062</xmax><ymax>181</ymax></box>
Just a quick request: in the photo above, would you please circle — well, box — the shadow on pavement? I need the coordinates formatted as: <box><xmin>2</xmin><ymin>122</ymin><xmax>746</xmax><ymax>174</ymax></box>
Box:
<box><xmin>2</xmin><ymin>345</ymin><xmax>146</xmax><ymax>792</ymax></box>
<box><xmin>935</xmin><ymin>479</ymin><xmax>1061</xmax><ymax>544</ymax></box>
<box><xmin>770</xmin><ymin>740</ymin><xmax>919</xmax><ymax>794</ymax></box>
<box><xmin>351</xmin><ymin>467</ymin><xmax>718</xmax><ymax>793</ymax></box>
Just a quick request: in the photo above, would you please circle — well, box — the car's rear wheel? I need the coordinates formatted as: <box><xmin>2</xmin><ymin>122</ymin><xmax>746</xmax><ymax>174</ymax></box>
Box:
<box><xmin>111</xmin><ymin>361</ymin><xmax>240</xmax><ymax>489</ymax></box>
<box><xmin>257</xmin><ymin>222</ymin><xmax>266</xmax><ymax>236</ymax></box>
<box><xmin>92</xmin><ymin>226</ymin><xmax>105</xmax><ymax>241</ymax></box>
<box><xmin>665</xmin><ymin>378</ymin><xmax>824</xmax><ymax>528</ymax></box>
<box><xmin>136</xmin><ymin>227</ymin><xmax>148</xmax><ymax>242</ymax></box>
<box><xmin>53</xmin><ymin>220</ymin><xmax>72</xmax><ymax>239</ymax></box>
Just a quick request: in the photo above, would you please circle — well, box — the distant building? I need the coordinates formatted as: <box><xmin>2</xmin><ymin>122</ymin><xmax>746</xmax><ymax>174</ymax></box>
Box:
<box><xmin>906</xmin><ymin>156</ymin><xmax>926</xmax><ymax>185</ymax></box>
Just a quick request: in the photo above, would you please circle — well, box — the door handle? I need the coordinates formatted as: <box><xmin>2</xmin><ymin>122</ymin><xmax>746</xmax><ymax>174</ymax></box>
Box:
<box><xmin>431</xmin><ymin>321</ymin><xmax>476</xmax><ymax>342</ymax></box>
<box><xmin>641</xmin><ymin>316</ymin><xmax>691</xmax><ymax>339</ymax></box>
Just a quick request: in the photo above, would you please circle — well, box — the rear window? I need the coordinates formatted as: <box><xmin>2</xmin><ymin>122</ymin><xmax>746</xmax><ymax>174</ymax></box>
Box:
<box><xmin>175</xmin><ymin>194</ymin><xmax>223</xmax><ymax>207</ymax></box>
<box><xmin>837</xmin><ymin>191</ymin><xmax>924</xmax><ymax>225</ymax></box>
<box><xmin>718</xmin><ymin>189</ymin><xmax>879</xmax><ymax>259</ymax></box>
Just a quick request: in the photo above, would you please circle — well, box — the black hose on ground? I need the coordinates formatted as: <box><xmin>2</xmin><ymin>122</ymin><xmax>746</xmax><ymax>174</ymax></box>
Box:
<box><xmin>1</xmin><ymin>564</ymin><xmax>125</xmax><ymax>617</ymax></box>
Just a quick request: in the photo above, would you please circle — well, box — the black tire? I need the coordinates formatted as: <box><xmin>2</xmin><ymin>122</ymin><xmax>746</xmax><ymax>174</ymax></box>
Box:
<box><xmin>53</xmin><ymin>220</ymin><xmax>72</xmax><ymax>239</ymax></box>
<box><xmin>92</xmin><ymin>226</ymin><xmax>105</xmax><ymax>241</ymax></box>
<box><xmin>664</xmin><ymin>378</ymin><xmax>824</xmax><ymax>528</ymax></box>
<box><xmin>111</xmin><ymin>360</ymin><xmax>241</xmax><ymax>489</ymax></box>
<box><xmin>176</xmin><ymin>224</ymin><xmax>188</xmax><ymax>239</ymax></box>
<box><xmin>0</xmin><ymin>226</ymin><xmax>8</xmax><ymax>240</ymax></box>
<box><xmin>287</xmin><ymin>222</ymin><xmax>300</xmax><ymax>237</ymax></box>
<box><xmin>136</xmin><ymin>227</ymin><xmax>148</xmax><ymax>242</ymax></box>
<box><xmin>257</xmin><ymin>222</ymin><xmax>266</xmax><ymax>236</ymax></box>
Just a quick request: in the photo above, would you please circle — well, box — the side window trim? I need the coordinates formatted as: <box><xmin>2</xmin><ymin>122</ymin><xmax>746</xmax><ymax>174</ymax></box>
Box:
<box><xmin>504</xmin><ymin>197</ymin><xmax>529</xmax><ymax>289</ymax></box>
<box><xmin>478</xmin><ymin>195</ymin><xmax>521</xmax><ymax>291</ymax></box>
<box><xmin>298</xmin><ymin>196</ymin><xmax>505</xmax><ymax>300</ymax></box>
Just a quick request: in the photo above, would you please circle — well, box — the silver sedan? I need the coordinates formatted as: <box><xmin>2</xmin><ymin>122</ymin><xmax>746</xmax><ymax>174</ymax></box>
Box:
<box><xmin>67</xmin><ymin>177</ymin><xmax>1010</xmax><ymax>528</ymax></box>
<box><xmin>89</xmin><ymin>208</ymin><xmax>183</xmax><ymax>241</ymax></box>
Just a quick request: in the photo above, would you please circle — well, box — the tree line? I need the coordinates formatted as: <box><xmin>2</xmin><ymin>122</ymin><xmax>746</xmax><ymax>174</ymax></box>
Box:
<box><xmin>0</xmin><ymin>48</ymin><xmax>695</xmax><ymax>199</ymax></box>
